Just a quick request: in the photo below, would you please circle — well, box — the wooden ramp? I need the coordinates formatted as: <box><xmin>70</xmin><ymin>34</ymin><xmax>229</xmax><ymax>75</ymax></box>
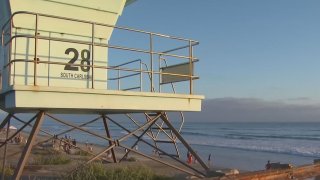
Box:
<box><xmin>212</xmin><ymin>164</ymin><xmax>320</xmax><ymax>180</ymax></box>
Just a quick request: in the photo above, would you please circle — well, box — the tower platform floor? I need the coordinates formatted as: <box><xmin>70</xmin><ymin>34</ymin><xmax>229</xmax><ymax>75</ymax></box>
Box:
<box><xmin>0</xmin><ymin>85</ymin><xmax>204</xmax><ymax>114</ymax></box>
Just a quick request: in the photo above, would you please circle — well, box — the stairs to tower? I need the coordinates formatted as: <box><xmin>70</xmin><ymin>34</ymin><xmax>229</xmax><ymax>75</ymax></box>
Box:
<box><xmin>144</xmin><ymin>112</ymin><xmax>184</xmax><ymax>158</ymax></box>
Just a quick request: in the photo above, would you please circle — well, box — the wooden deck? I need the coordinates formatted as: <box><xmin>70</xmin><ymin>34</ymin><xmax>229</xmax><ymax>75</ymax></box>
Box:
<box><xmin>210</xmin><ymin>163</ymin><xmax>320</xmax><ymax>180</ymax></box>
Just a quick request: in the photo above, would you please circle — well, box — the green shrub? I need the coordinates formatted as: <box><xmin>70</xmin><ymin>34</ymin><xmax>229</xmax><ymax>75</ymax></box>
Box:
<box><xmin>33</xmin><ymin>148</ymin><xmax>61</xmax><ymax>155</ymax></box>
<box><xmin>74</xmin><ymin>150</ymin><xmax>90</xmax><ymax>156</ymax></box>
<box><xmin>33</xmin><ymin>154</ymin><xmax>71</xmax><ymax>165</ymax></box>
<box><xmin>68</xmin><ymin>162</ymin><xmax>106</xmax><ymax>180</ymax></box>
<box><xmin>106</xmin><ymin>166</ymin><xmax>155</xmax><ymax>180</ymax></box>
<box><xmin>0</xmin><ymin>166</ymin><xmax>14</xmax><ymax>178</ymax></box>
<box><xmin>67</xmin><ymin>163</ymin><xmax>171</xmax><ymax>180</ymax></box>
<box><xmin>127</xmin><ymin>157</ymin><xmax>137</xmax><ymax>162</ymax></box>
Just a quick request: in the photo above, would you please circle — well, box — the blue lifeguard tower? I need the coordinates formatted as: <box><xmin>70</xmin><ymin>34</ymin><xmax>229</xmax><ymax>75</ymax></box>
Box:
<box><xmin>0</xmin><ymin>0</ymin><xmax>207</xmax><ymax>178</ymax></box>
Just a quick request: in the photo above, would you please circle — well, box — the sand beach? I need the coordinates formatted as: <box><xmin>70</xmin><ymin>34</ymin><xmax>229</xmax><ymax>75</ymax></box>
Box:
<box><xmin>1</xmin><ymin>126</ymin><xmax>320</xmax><ymax>180</ymax></box>
<box><xmin>0</xmin><ymin>130</ymin><xmax>220</xmax><ymax>179</ymax></box>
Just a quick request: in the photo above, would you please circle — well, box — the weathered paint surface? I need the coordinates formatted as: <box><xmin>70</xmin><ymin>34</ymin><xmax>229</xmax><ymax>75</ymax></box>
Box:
<box><xmin>4</xmin><ymin>85</ymin><xmax>204</xmax><ymax>113</ymax></box>
<box><xmin>1</xmin><ymin>0</ymin><xmax>127</xmax><ymax>90</ymax></box>
<box><xmin>0</xmin><ymin>0</ymin><xmax>204</xmax><ymax>113</ymax></box>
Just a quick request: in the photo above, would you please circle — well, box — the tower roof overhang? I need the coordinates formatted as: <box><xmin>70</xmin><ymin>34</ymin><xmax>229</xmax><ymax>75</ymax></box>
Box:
<box><xmin>125</xmin><ymin>0</ymin><xmax>137</xmax><ymax>7</ymax></box>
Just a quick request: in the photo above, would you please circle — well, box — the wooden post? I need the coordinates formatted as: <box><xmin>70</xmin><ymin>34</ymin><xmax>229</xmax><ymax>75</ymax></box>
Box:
<box><xmin>105</xmin><ymin>115</ymin><xmax>205</xmax><ymax>177</ymax></box>
<box><xmin>1</xmin><ymin>114</ymin><xmax>11</xmax><ymax>180</ymax></box>
<box><xmin>102</xmin><ymin>115</ymin><xmax>117</xmax><ymax>163</ymax></box>
<box><xmin>13</xmin><ymin>111</ymin><xmax>45</xmax><ymax>179</ymax></box>
<box><xmin>161</xmin><ymin>114</ymin><xmax>209</xmax><ymax>172</ymax></box>
<box><xmin>0</xmin><ymin>114</ymin><xmax>11</xmax><ymax>129</ymax></box>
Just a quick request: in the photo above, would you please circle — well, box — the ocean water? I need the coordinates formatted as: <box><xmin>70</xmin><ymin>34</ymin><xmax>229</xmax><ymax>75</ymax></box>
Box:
<box><xmin>10</xmin><ymin>115</ymin><xmax>320</xmax><ymax>171</ymax></box>
<box><xmin>182</xmin><ymin>122</ymin><xmax>320</xmax><ymax>158</ymax></box>
<box><xmin>181</xmin><ymin>122</ymin><xmax>320</xmax><ymax>170</ymax></box>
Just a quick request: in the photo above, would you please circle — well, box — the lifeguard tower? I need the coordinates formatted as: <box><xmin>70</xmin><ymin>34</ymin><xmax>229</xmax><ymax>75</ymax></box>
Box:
<box><xmin>0</xmin><ymin>0</ymin><xmax>207</xmax><ymax>179</ymax></box>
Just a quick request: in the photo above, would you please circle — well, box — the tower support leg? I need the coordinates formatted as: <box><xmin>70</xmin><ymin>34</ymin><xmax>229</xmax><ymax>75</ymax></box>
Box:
<box><xmin>0</xmin><ymin>114</ymin><xmax>11</xmax><ymax>129</ymax></box>
<box><xmin>161</xmin><ymin>114</ymin><xmax>209</xmax><ymax>172</ymax></box>
<box><xmin>102</xmin><ymin>115</ymin><xmax>117</xmax><ymax>163</ymax></box>
<box><xmin>0</xmin><ymin>115</ymin><xmax>38</xmax><ymax>148</ymax></box>
<box><xmin>13</xmin><ymin>111</ymin><xmax>45</xmax><ymax>179</ymax></box>
<box><xmin>106</xmin><ymin>114</ymin><xmax>206</xmax><ymax>177</ymax></box>
<box><xmin>1</xmin><ymin>114</ymin><xmax>12</xmax><ymax>180</ymax></box>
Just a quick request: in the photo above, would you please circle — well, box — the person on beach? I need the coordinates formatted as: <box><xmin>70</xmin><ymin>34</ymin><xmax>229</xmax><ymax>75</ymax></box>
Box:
<box><xmin>20</xmin><ymin>134</ymin><xmax>24</xmax><ymax>143</ymax></box>
<box><xmin>194</xmin><ymin>151</ymin><xmax>198</xmax><ymax>164</ymax></box>
<box><xmin>187</xmin><ymin>151</ymin><xmax>193</xmax><ymax>164</ymax></box>
<box><xmin>106</xmin><ymin>151</ymin><xmax>112</xmax><ymax>159</ymax></box>
<box><xmin>66</xmin><ymin>144</ymin><xmax>71</xmax><ymax>154</ymax></box>
<box><xmin>152</xmin><ymin>149</ymin><xmax>159</xmax><ymax>157</ymax></box>
<box><xmin>14</xmin><ymin>133</ymin><xmax>23</xmax><ymax>144</ymax></box>
<box><xmin>88</xmin><ymin>144</ymin><xmax>93</xmax><ymax>152</ymax></box>
<box><xmin>72</xmin><ymin>139</ymin><xmax>77</xmax><ymax>147</ymax></box>
<box><xmin>14</xmin><ymin>134</ymin><xmax>20</xmax><ymax>144</ymax></box>
<box><xmin>265</xmin><ymin>160</ymin><xmax>271</xmax><ymax>170</ymax></box>
<box><xmin>124</xmin><ymin>148</ymin><xmax>129</xmax><ymax>159</ymax></box>
<box><xmin>190</xmin><ymin>154</ymin><xmax>193</xmax><ymax>165</ymax></box>
<box><xmin>63</xmin><ymin>142</ymin><xmax>68</xmax><ymax>153</ymax></box>
<box><xmin>52</xmin><ymin>138</ymin><xmax>56</xmax><ymax>148</ymax></box>
<box><xmin>208</xmin><ymin>153</ymin><xmax>212</xmax><ymax>168</ymax></box>
<box><xmin>59</xmin><ymin>138</ymin><xmax>63</xmax><ymax>150</ymax></box>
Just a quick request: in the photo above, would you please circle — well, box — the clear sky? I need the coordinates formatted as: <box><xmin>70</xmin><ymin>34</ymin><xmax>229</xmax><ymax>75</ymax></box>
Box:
<box><xmin>118</xmin><ymin>0</ymin><xmax>320</xmax><ymax>104</ymax></box>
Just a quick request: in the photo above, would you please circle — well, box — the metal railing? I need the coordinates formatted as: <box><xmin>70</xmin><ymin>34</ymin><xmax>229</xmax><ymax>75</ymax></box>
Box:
<box><xmin>1</xmin><ymin>11</ymin><xmax>200</xmax><ymax>94</ymax></box>
<box><xmin>108</xmin><ymin>59</ymin><xmax>143</xmax><ymax>91</ymax></box>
